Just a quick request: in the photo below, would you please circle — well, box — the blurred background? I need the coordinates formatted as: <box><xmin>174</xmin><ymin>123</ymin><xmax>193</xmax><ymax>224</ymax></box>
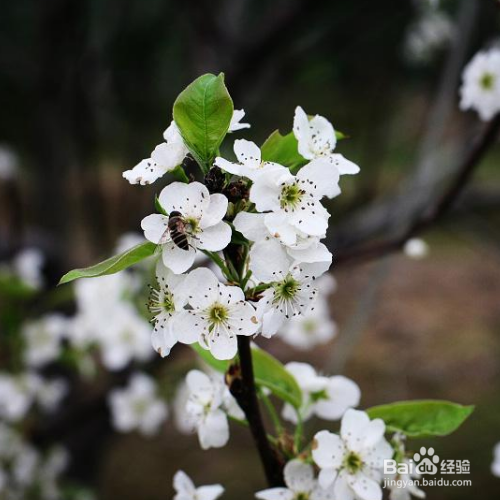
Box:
<box><xmin>1</xmin><ymin>0</ymin><xmax>500</xmax><ymax>499</ymax></box>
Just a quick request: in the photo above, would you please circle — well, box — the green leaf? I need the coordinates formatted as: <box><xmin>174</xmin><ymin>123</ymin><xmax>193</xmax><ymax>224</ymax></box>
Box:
<box><xmin>155</xmin><ymin>194</ymin><xmax>168</xmax><ymax>215</ymax></box>
<box><xmin>190</xmin><ymin>344</ymin><xmax>302</xmax><ymax>409</ymax></box>
<box><xmin>366</xmin><ymin>400</ymin><xmax>474</xmax><ymax>438</ymax></box>
<box><xmin>261</xmin><ymin>130</ymin><xmax>307</xmax><ymax>170</ymax></box>
<box><xmin>59</xmin><ymin>242</ymin><xmax>157</xmax><ymax>285</ymax></box>
<box><xmin>0</xmin><ymin>272</ymin><xmax>38</xmax><ymax>299</ymax></box>
<box><xmin>173</xmin><ymin>73</ymin><xmax>233</xmax><ymax>171</ymax></box>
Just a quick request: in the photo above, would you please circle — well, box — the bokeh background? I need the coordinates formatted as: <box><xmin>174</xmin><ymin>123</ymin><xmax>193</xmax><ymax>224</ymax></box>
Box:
<box><xmin>1</xmin><ymin>0</ymin><xmax>500</xmax><ymax>499</ymax></box>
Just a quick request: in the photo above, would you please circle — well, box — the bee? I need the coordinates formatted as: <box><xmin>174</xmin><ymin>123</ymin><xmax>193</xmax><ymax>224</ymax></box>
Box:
<box><xmin>159</xmin><ymin>211</ymin><xmax>190</xmax><ymax>251</ymax></box>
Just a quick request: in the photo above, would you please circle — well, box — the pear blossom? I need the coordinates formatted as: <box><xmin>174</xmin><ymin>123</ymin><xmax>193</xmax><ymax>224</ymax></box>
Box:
<box><xmin>123</xmin><ymin>121</ymin><xmax>189</xmax><ymax>185</ymax></box>
<box><xmin>108</xmin><ymin>373</ymin><xmax>168</xmax><ymax>436</ymax></box>
<box><xmin>492</xmin><ymin>442</ymin><xmax>500</xmax><ymax>477</ymax></box>
<box><xmin>256</xmin><ymin>459</ymin><xmax>336</xmax><ymax>500</ymax></box>
<box><xmin>215</xmin><ymin>139</ymin><xmax>280</xmax><ymax>180</ymax></box>
<box><xmin>460</xmin><ymin>48</ymin><xmax>500</xmax><ymax>121</ymax></box>
<box><xmin>0</xmin><ymin>372</ymin><xmax>39</xmax><ymax>422</ymax></box>
<box><xmin>403</xmin><ymin>238</ymin><xmax>429</xmax><ymax>260</ymax></box>
<box><xmin>12</xmin><ymin>247</ymin><xmax>45</xmax><ymax>290</ymax></box>
<box><xmin>141</xmin><ymin>182</ymin><xmax>231</xmax><ymax>274</ymax></box>
<box><xmin>249</xmin><ymin>162</ymin><xmax>340</xmax><ymax>238</ymax></box>
<box><xmin>173</xmin><ymin>380</ymin><xmax>196</xmax><ymax>434</ymax></box>
<box><xmin>35</xmin><ymin>378</ymin><xmax>68</xmax><ymax>413</ymax></box>
<box><xmin>22</xmin><ymin>313</ymin><xmax>68</xmax><ymax>367</ymax></box>
<box><xmin>174</xmin><ymin>268</ymin><xmax>260</xmax><ymax>360</ymax></box>
<box><xmin>173</xmin><ymin>470</ymin><xmax>224</xmax><ymax>500</ymax></box>
<box><xmin>184</xmin><ymin>370</ymin><xmax>231</xmax><ymax>449</ymax></box>
<box><xmin>279</xmin><ymin>274</ymin><xmax>337</xmax><ymax>350</ymax></box>
<box><xmin>293</xmin><ymin>106</ymin><xmax>360</xmax><ymax>175</ymax></box>
<box><xmin>312</xmin><ymin>409</ymin><xmax>393</xmax><ymax>500</ymax></box>
<box><xmin>282</xmin><ymin>363</ymin><xmax>360</xmax><ymax>424</ymax></box>
<box><xmin>229</xmin><ymin>109</ymin><xmax>251</xmax><ymax>132</ymax></box>
<box><xmin>149</xmin><ymin>260</ymin><xmax>189</xmax><ymax>357</ymax></box>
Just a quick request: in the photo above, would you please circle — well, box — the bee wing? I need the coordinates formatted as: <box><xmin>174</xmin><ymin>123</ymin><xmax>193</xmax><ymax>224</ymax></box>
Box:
<box><xmin>158</xmin><ymin>227</ymin><xmax>171</xmax><ymax>245</ymax></box>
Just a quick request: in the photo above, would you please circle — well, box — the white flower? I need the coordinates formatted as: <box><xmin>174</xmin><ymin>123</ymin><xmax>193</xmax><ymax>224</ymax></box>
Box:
<box><xmin>35</xmin><ymin>378</ymin><xmax>68</xmax><ymax>413</ymax></box>
<box><xmin>252</xmin><ymin>243</ymin><xmax>327</xmax><ymax>338</ymax></box>
<box><xmin>174</xmin><ymin>268</ymin><xmax>259</xmax><ymax>360</ymax></box>
<box><xmin>282</xmin><ymin>363</ymin><xmax>360</xmax><ymax>424</ymax></box>
<box><xmin>460</xmin><ymin>48</ymin><xmax>500</xmax><ymax>121</ymax></box>
<box><xmin>215</xmin><ymin>140</ymin><xmax>281</xmax><ymax>181</ymax></box>
<box><xmin>123</xmin><ymin>121</ymin><xmax>189</xmax><ymax>185</ymax></box>
<box><xmin>256</xmin><ymin>459</ymin><xmax>335</xmax><ymax>500</ymax></box>
<box><xmin>403</xmin><ymin>238</ymin><xmax>429</xmax><ymax>260</ymax></box>
<box><xmin>0</xmin><ymin>144</ymin><xmax>19</xmax><ymax>180</ymax></box>
<box><xmin>229</xmin><ymin>109</ymin><xmax>251</xmax><ymax>132</ymax></box>
<box><xmin>12</xmin><ymin>248</ymin><xmax>45</xmax><ymax>290</ymax></box>
<box><xmin>279</xmin><ymin>274</ymin><xmax>337</xmax><ymax>350</ymax></box>
<box><xmin>312</xmin><ymin>410</ymin><xmax>393</xmax><ymax>500</ymax></box>
<box><xmin>149</xmin><ymin>260</ymin><xmax>188</xmax><ymax>357</ymax></box>
<box><xmin>173</xmin><ymin>470</ymin><xmax>224</xmax><ymax>500</ymax></box>
<box><xmin>173</xmin><ymin>380</ymin><xmax>196</xmax><ymax>434</ymax></box>
<box><xmin>141</xmin><ymin>182</ymin><xmax>231</xmax><ymax>274</ymax></box>
<box><xmin>492</xmin><ymin>442</ymin><xmax>500</xmax><ymax>477</ymax></box>
<box><xmin>386</xmin><ymin>458</ymin><xmax>425</xmax><ymax>500</ymax></box>
<box><xmin>184</xmin><ymin>370</ymin><xmax>231</xmax><ymax>449</ymax></box>
<box><xmin>108</xmin><ymin>373</ymin><xmax>168</xmax><ymax>436</ymax></box>
<box><xmin>22</xmin><ymin>314</ymin><xmax>68</xmax><ymax>368</ymax></box>
<box><xmin>250</xmin><ymin>162</ymin><xmax>339</xmax><ymax>238</ymax></box>
<box><xmin>293</xmin><ymin>106</ymin><xmax>360</xmax><ymax>175</ymax></box>
<box><xmin>0</xmin><ymin>372</ymin><xmax>39</xmax><ymax>422</ymax></box>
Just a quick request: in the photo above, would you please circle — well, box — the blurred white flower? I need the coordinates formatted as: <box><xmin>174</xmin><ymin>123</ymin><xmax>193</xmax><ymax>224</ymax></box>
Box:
<box><xmin>293</xmin><ymin>106</ymin><xmax>360</xmax><ymax>176</ymax></box>
<box><xmin>173</xmin><ymin>470</ymin><xmax>224</xmax><ymax>500</ymax></box>
<box><xmin>460</xmin><ymin>48</ymin><xmax>500</xmax><ymax>121</ymax></box>
<box><xmin>0</xmin><ymin>145</ymin><xmax>19</xmax><ymax>181</ymax></box>
<box><xmin>403</xmin><ymin>238</ymin><xmax>429</xmax><ymax>260</ymax></box>
<box><xmin>312</xmin><ymin>409</ymin><xmax>393</xmax><ymax>499</ymax></box>
<box><xmin>184</xmin><ymin>370</ymin><xmax>232</xmax><ymax>450</ymax></box>
<box><xmin>0</xmin><ymin>372</ymin><xmax>39</xmax><ymax>422</ymax></box>
<box><xmin>108</xmin><ymin>373</ymin><xmax>168</xmax><ymax>436</ymax></box>
<box><xmin>492</xmin><ymin>442</ymin><xmax>500</xmax><ymax>477</ymax></box>
<box><xmin>12</xmin><ymin>248</ymin><xmax>45</xmax><ymax>290</ymax></box>
<box><xmin>404</xmin><ymin>11</ymin><xmax>454</xmax><ymax>64</ymax></box>
<box><xmin>279</xmin><ymin>274</ymin><xmax>337</xmax><ymax>350</ymax></box>
<box><xmin>123</xmin><ymin>121</ymin><xmax>189</xmax><ymax>186</ymax></box>
<box><xmin>141</xmin><ymin>182</ymin><xmax>231</xmax><ymax>274</ymax></box>
<box><xmin>256</xmin><ymin>459</ymin><xmax>335</xmax><ymax>500</ymax></box>
<box><xmin>282</xmin><ymin>362</ymin><xmax>360</xmax><ymax>424</ymax></box>
<box><xmin>173</xmin><ymin>379</ymin><xmax>196</xmax><ymax>435</ymax></box>
<box><xmin>229</xmin><ymin>109</ymin><xmax>251</xmax><ymax>132</ymax></box>
<box><xmin>35</xmin><ymin>378</ymin><xmax>68</xmax><ymax>413</ymax></box>
<box><xmin>22</xmin><ymin>314</ymin><xmax>68</xmax><ymax>368</ymax></box>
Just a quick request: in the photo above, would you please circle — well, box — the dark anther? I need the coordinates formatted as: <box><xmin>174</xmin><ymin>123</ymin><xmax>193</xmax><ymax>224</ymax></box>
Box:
<box><xmin>223</xmin><ymin>180</ymin><xmax>249</xmax><ymax>202</ymax></box>
<box><xmin>204</xmin><ymin>166</ymin><xmax>226</xmax><ymax>193</ymax></box>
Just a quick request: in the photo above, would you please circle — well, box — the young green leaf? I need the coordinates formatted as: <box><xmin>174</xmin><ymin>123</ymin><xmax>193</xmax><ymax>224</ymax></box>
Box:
<box><xmin>366</xmin><ymin>400</ymin><xmax>474</xmax><ymax>438</ymax></box>
<box><xmin>59</xmin><ymin>242</ymin><xmax>157</xmax><ymax>285</ymax></box>
<box><xmin>173</xmin><ymin>73</ymin><xmax>233</xmax><ymax>172</ymax></box>
<box><xmin>190</xmin><ymin>344</ymin><xmax>302</xmax><ymax>409</ymax></box>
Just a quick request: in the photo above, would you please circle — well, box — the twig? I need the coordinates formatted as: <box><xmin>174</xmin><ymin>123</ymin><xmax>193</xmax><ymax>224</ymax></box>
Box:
<box><xmin>334</xmin><ymin>114</ymin><xmax>500</xmax><ymax>266</ymax></box>
<box><xmin>228</xmin><ymin>336</ymin><xmax>285</xmax><ymax>487</ymax></box>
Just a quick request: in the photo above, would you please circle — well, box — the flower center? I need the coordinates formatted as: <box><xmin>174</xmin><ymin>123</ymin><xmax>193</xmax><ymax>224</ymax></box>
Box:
<box><xmin>280</xmin><ymin>183</ymin><xmax>304</xmax><ymax>210</ymax></box>
<box><xmin>184</xmin><ymin>216</ymin><xmax>200</xmax><ymax>234</ymax></box>
<box><xmin>294</xmin><ymin>493</ymin><xmax>309</xmax><ymax>500</ymax></box>
<box><xmin>344</xmin><ymin>452</ymin><xmax>363</xmax><ymax>474</ymax></box>
<box><xmin>310</xmin><ymin>389</ymin><xmax>328</xmax><ymax>402</ymax></box>
<box><xmin>148</xmin><ymin>289</ymin><xmax>175</xmax><ymax>315</ymax></box>
<box><xmin>273</xmin><ymin>275</ymin><xmax>300</xmax><ymax>303</ymax></box>
<box><xmin>480</xmin><ymin>72</ymin><xmax>495</xmax><ymax>90</ymax></box>
<box><xmin>208</xmin><ymin>303</ymin><xmax>229</xmax><ymax>327</ymax></box>
<box><xmin>133</xmin><ymin>399</ymin><xmax>148</xmax><ymax>416</ymax></box>
<box><xmin>302</xmin><ymin>319</ymin><xmax>317</xmax><ymax>334</ymax></box>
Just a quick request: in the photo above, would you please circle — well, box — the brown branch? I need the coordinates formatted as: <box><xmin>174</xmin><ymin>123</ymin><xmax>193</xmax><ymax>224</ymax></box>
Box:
<box><xmin>334</xmin><ymin>114</ymin><xmax>500</xmax><ymax>266</ymax></box>
<box><xmin>228</xmin><ymin>336</ymin><xmax>285</xmax><ymax>487</ymax></box>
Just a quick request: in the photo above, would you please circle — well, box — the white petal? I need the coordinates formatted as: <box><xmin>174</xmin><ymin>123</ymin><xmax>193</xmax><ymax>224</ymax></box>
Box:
<box><xmin>340</xmin><ymin>409</ymin><xmax>371</xmax><ymax>451</ymax></box>
<box><xmin>293</xmin><ymin>106</ymin><xmax>314</xmax><ymax>160</ymax></box>
<box><xmin>173</xmin><ymin>470</ymin><xmax>196</xmax><ymax>496</ymax></box>
<box><xmin>141</xmin><ymin>214</ymin><xmax>169</xmax><ymax>244</ymax></box>
<box><xmin>250</xmin><ymin>166</ymin><xmax>291</xmax><ymax>212</ymax></box>
<box><xmin>228</xmin><ymin>302</ymin><xmax>260</xmax><ymax>336</ymax></box>
<box><xmin>198</xmin><ymin>409</ymin><xmax>229</xmax><ymax>449</ymax></box>
<box><xmin>186</xmin><ymin>370</ymin><xmax>213</xmax><ymax>394</ymax></box>
<box><xmin>287</xmin><ymin>242</ymin><xmax>332</xmax><ymax>266</ymax></box>
<box><xmin>210</xmin><ymin>331</ymin><xmax>238</xmax><ymax>360</ymax></box>
<box><xmin>314</xmin><ymin>376</ymin><xmax>361</xmax><ymax>421</ymax></box>
<box><xmin>172</xmin><ymin>311</ymin><xmax>206</xmax><ymax>344</ymax></box>
<box><xmin>311</xmin><ymin>484</ymin><xmax>337</xmax><ymax>500</ymax></box>
<box><xmin>318</xmin><ymin>468</ymin><xmax>339</xmax><ymax>490</ymax></box>
<box><xmin>359</xmin><ymin>418</ymin><xmax>386</xmax><ymax>450</ymax></box>
<box><xmin>197</xmin><ymin>485</ymin><xmax>225</xmax><ymax>500</ymax></box>
<box><xmin>284</xmin><ymin>460</ymin><xmax>315</xmax><ymax>493</ymax></box>
<box><xmin>233</xmin><ymin>212</ymin><xmax>267</xmax><ymax>242</ymax></box>
<box><xmin>200</xmin><ymin>194</ymin><xmax>228</xmax><ymax>229</ymax></box>
<box><xmin>327</xmin><ymin>153</ymin><xmax>360</xmax><ymax>176</ymax></box>
<box><xmin>151</xmin><ymin>142</ymin><xmax>186</xmax><ymax>171</ymax></box>
<box><xmin>162</xmin><ymin>243</ymin><xmax>196</xmax><ymax>274</ymax></box>
<box><xmin>255</xmin><ymin>489</ymin><xmax>294</xmax><ymax>500</ymax></box>
<box><xmin>333</xmin><ymin>474</ymin><xmax>355</xmax><ymax>500</ymax></box>
<box><xmin>259</xmin><ymin>302</ymin><xmax>287</xmax><ymax>338</ymax></box>
<box><xmin>264</xmin><ymin>212</ymin><xmax>297</xmax><ymax>246</ymax></box>
<box><xmin>312</xmin><ymin>430</ymin><xmax>345</xmax><ymax>469</ymax></box>
<box><xmin>347</xmin><ymin>472</ymin><xmax>382</xmax><ymax>500</ymax></box>
<box><xmin>214</xmin><ymin>157</ymin><xmax>244</xmax><ymax>176</ymax></box>
<box><xmin>151</xmin><ymin>317</ymin><xmax>177</xmax><ymax>357</ymax></box>
<box><xmin>123</xmin><ymin>158</ymin><xmax>166</xmax><ymax>185</ymax></box>
<box><xmin>198</xmin><ymin>222</ymin><xmax>231</xmax><ymax>252</ymax></box>
<box><xmin>185</xmin><ymin>268</ymin><xmax>220</xmax><ymax>309</ymax></box>
<box><xmin>249</xmin><ymin>240</ymin><xmax>290</xmax><ymax>283</ymax></box>
<box><xmin>296</xmin><ymin>159</ymin><xmax>340</xmax><ymax>199</ymax></box>
<box><xmin>234</xmin><ymin>139</ymin><xmax>261</xmax><ymax>169</ymax></box>
<box><xmin>308</xmin><ymin>114</ymin><xmax>337</xmax><ymax>155</ymax></box>
<box><xmin>229</xmin><ymin>109</ymin><xmax>251</xmax><ymax>132</ymax></box>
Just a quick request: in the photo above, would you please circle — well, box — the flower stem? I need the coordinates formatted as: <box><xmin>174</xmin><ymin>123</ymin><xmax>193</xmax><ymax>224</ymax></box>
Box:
<box><xmin>258</xmin><ymin>388</ymin><xmax>283</xmax><ymax>435</ymax></box>
<box><xmin>229</xmin><ymin>336</ymin><xmax>285</xmax><ymax>487</ymax></box>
